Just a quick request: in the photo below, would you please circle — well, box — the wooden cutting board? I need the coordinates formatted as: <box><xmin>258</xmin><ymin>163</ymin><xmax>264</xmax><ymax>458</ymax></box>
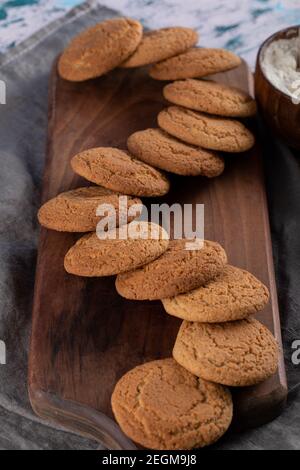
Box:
<box><xmin>28</xmin><ymin>58</ymin><xmax>287</xmax><ymax>450</ymax></box>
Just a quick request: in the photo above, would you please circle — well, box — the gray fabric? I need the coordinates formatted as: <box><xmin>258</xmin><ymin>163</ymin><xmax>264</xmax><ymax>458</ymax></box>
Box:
<box><xmin>0</xmin><ymin>0</ymin><xmax>117</xmax><ymax>451</ymax></box>
<box><xmin>0</xmin><ymin>0</ymin><xmax>299</xmax><ymax>450</ymax></box>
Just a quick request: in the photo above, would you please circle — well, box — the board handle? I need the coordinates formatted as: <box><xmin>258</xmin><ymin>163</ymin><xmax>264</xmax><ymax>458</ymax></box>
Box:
<box><xmin>29</xmin><ymin>387</ymin><xmax>137</xmax><ymax>450</ymax></box>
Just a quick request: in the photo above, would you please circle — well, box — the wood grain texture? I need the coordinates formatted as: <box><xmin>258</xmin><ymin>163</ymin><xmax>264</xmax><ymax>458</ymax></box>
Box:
<box><xmin>28</xmin><ymin>58</ymin><xmax>287</xmax><ymax>449</ymax></box>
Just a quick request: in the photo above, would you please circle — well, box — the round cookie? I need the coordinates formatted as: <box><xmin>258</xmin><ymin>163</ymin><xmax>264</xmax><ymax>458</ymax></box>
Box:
<box><xmin>111</xmin><ymin>358</ymin><xmax>233</xmax><ymax>450</ymax></box>
<box><xmin>158</xmin><ymin>106</ymin><xmax>255</xmax><ymax>152</ymax></box>
<box><xmin>37</xmin><ymin>186</ymin><xmax>142</xmax><ymax>232</ymax></box>
<box><xmin>149</xmin><ymin>47</ymin><xmax>242</xmax><ymax>80</ymax></box>
<box><xmin>64</xmin><ymin>221</ymin><xmax>169</xmax><ymax>277</ymax></box>
<box><xmin>71</xmin><ymin>147</ymin><xmax>170</xmax><ymax>197</ymax></box>
<box><xmin>121</xmin><ymin>27</ymin><xmax>198</xmax><ymax>68</ymax></box>
<box><xmin>162</xmin><ymin>265</ymin><xmax>270</xmax><ymax>323</ymax></box>
<box><xmin>127</xmin><ymin>128</ymin><xmax>224</xmax><ymax>177</ymax></box>
<box><xmin>58</xmin><ymin>17</ymin><xmax>142</xmax><ymax>81</ymax></box>
<box><xmin>116</xmin><ymin>239</ymin><xmax>227</xmax><ymax>300</ymax></box>
<box><xmin>173</xmin><ymin>318</ymin><xmax>279</xmax><ymax>387</ymax></box>
<box><xmin>163</xmin><ymin>79</ymin><xmax>257</xmax><ymax>117</ymax></box>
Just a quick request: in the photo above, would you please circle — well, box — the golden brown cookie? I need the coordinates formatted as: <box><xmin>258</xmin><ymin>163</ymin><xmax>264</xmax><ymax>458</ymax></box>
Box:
<box><xmin>71</xmin><ymin>147</ymin><xmax>170</xmax><ymax>197</ymax></box>
<box><xmin>64</xmin><ymin>221</ymin><xmax>169</xmax><ymax>277</ymax></box>
<box><xmin>116</xmin><ymin>239</ymin><xmax>227</xmax><ymax>300</ymax></box>
<box><xmin>158</xmin><ymin>106</ymin><xmax>255</xmax><ymax>152</ymax></box>
<box><xmin>149</xmin><ymin>47</ymin><xmax>242</xmax><ymax>80</ymax></box>
<box><xmin>162</xmin><ymin>265</ymin><xmax>270</xmax><ymax>322</ymax></box>
<box><xmin>111</xmin><ymin>358</ymin><xmax>233</xmax><ymax>450</ymax></box>
<box><xmin>163</xmin><ymin>79</ymin><xmax>257</xmax><ymax>117</ymax></box>
<box><xmin>127</xmin><ymin>128</ymin><xmax>224</xmax><ymax>177</ymax></box>
<box><xmin>37</xmin><ymin>186</ymin><xmax>142</xmax><ymax>232</ymax></box>
<box><xmin>173</xmin><ymin>318</ymin><xmax>279</xmax><ymax>387</ymax></box>
<box><xmin>121</xmin><ymin>27</ymin><xmax>198</xmax><ymax>68</ymax></box>
<box><xmin>58</xmin><ymin>17</ymin><xmax>142</xmax><ymax>81</ymax></box>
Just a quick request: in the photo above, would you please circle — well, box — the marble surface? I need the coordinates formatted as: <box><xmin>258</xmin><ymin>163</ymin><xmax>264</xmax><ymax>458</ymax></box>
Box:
<box><xmin>1</xmin><ymin>0</ymin><xmax>300</xmax><ymax>68</ymax></box>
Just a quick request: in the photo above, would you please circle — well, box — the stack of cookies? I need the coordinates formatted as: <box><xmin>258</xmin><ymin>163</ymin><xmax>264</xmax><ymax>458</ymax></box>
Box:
<box><xmin>57</xmin><ymin>16</ymin><xmax>256</xmax><ymax>182</ymax></box>
<box><xmin>129</xmin><ymin>48</ymin><xmax>256</xmax><ymax>170</ymax></box>
<box><xmin>112</xmin><ymin>243</ymin><xmax>279</xmax><ymax>450</ymax></box>
<box><xmin>40</xmin><ymin>18</ymin><xmax>258</xmax><ymax>239</ymax></box>
<box><xmin>36</xmin><ymin>17</ymin><xmax>278</xmax><ymax>450</ymax></box>
<box><xmin>163</xmin><ymin>264</ymin><xmax>278</xmax><ymax>390</ymax></box>
<box><xmin>38</xmin><ymin>189</ymin><xmax>278</xmax><ymax>450</ymax></box>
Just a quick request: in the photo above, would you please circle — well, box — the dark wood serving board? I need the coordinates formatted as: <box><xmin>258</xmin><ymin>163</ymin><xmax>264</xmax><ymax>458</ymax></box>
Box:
<box><xmin>28</xmin><ymin>58</ymin><xmax>287</xmax><ymax>450</ymax></box>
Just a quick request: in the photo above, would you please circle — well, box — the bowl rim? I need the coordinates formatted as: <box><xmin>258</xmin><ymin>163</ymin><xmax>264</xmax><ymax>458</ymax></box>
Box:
<box><xmin>256</xmin><ymin>24</ymin><xmax>300</xmax><ymax>103</ymax></box>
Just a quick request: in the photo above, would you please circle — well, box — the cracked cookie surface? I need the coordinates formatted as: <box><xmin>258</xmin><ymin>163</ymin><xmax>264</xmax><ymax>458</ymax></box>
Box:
<box><xmin>162</xmin><ymin>265</ymin><xmax>270</xmax><ymax>322</ymax></box>
<box><xmin>37</xmin><ymin>186</ymin><xmax>142</xmax><ymax>232</ymax></box>
<box><xmin>121</xmin><ymin>27</ymin><xmax>198</xmax><ymax>68</ymax></box>
<box><xmin>163</xmin><ymin>79</ymin><xmax>257</xmax><ymax>117</ymax></box>
<box><xmin>173</xmin><ymin>318</ymin><xmax>279</xmax><ymax>387</ymax></box>
<box><xmin>111</xmin><ymin>358</ymin><xmax>233</xmax><ymax>450</ymax></box>
<box><xmin>149</xmin><ymin>47</ymin><xmax>241</xmax><ymax>80</ymax></box>
<box><xmin>71</xmin><ymin>147</ymin><xmax>170</xmax><ymax>197</ymax></box>
<box><xmin>127</xmin><ymin>128</ymin><xmax>224</xmax><ymax>176</ymax></box>
<box><xmin>58</xmin><ymin>17</ymin><xmax>142</xmax><ymax>81</ymax></box>
<box><xmin>158</xmin><ymin>106</ymin><xmax>255</xmax><ymax>152</ymax></box>
<box><xmin>64</xmin><ymin>221</ymin><xmax>169</xmax><ymax>277</ymax></box>
<box><xmin>116</xmin><ymin>239</ymin><xmax>227</xmax><ymax>300</ymax></box>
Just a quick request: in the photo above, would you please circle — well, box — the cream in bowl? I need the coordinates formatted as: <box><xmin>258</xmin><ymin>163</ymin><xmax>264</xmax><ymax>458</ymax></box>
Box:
<box><xmin>255</xmin><ymin>26</ymin><xmax>300</xmax><ymax>149</ymax></box>
<box><xmin>261</xmin><ymin>35</ymin><xmax>300</xmax><ymax>104</ymax></box>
